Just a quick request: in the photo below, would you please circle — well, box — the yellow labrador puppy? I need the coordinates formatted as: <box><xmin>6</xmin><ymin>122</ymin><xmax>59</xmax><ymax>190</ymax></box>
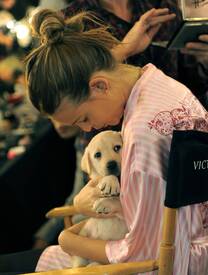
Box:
<box><xmin>71</xmin><ymin>130</ymin><xmax>128</xmax><ymax>267</ymax></box>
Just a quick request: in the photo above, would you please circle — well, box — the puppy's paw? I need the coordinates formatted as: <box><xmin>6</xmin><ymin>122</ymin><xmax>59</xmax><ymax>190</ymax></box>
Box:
<box><xmin>98</xmin><ymin>175</ymin><xmax>120</xmax><ymax>196</ymax></box>
<box><xmin>93</xmin><ymin>198</ymin><xmax>111</xmax><ymax>214</ymax></box>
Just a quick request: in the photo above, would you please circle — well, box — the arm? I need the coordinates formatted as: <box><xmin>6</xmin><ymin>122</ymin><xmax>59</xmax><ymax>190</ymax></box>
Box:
<box><xmin>112</xmin><ymin>8</ymin><xmax>176</xmax><ymax>62</ymax></box>
<box><xmin>58</xmin><ymin>221</ymin><xmax>109</xmax><ymax>264</ymax></box>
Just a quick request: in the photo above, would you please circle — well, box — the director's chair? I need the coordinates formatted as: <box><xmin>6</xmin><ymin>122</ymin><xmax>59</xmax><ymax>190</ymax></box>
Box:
<box><xmin>24</xmin><ymin>130</ymin><xmax>208</xmax><ymax>275</ymax></box>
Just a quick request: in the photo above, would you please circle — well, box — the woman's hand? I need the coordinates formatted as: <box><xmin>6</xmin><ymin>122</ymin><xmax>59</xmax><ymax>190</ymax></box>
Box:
<box><xmin>73</xmin><ymin>179</ymin><xmax>103</xmax><ymax>217</ymax></box>
<box><xmin>68</xmin><ymin>220</ymin><xmax>87</xmax><ymax>234</ymax></box>
<box><xmin>73</xmin><ymin>179</ymin><xmax>121</xmax><ymax>218</ymax></box>
<box><xmin>112</xmin><ymin>8</ymin><xmax>176</xmax><ymax>61</ymax></box>
<box><xmin>182</xmin><ymin>34</ymin><xmax>208</xmax><ymax>54</ymax></box>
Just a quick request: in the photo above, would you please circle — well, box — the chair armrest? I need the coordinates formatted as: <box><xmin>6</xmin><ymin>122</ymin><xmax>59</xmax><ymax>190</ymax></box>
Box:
<box><xmin>46</xmin><ymin>205</ymin><xmax>79</xmax><ymax>218</ymax></box>
<box><xmin>23</xmin><ymin>260</ymin><xmax>159</xmax><ymax>275</ymax></box>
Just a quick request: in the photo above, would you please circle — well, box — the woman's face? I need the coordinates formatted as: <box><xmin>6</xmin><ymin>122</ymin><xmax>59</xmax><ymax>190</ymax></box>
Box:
<box><xmin>51</xmin><ymin>83</ymin><xmax>125</xmax><ymax>132</ymax></box>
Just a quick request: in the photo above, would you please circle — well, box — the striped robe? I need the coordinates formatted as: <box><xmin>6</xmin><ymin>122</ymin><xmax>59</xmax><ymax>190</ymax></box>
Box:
<box><xmin>36</xmin><ymin>64</ymin><xmax>208</xmax><ymax>274</ymax></box>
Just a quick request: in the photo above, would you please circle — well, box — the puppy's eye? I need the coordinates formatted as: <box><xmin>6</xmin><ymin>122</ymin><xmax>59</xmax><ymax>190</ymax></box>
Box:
<box><xmin>94</xmin><ymin>151</ymin><xmax>101</xmax><ymax>158</ymax></box>
<box><xmin>114</xmin><ymin>145</ymin><xmax>121</xmax><ymax>152</ymax></box>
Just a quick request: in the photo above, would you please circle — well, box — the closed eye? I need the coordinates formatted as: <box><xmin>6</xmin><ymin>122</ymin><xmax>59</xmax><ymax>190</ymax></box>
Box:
<box><xmin>78</xmin><ymin>117</ymin><xmax>88</xmax><ymax>124</ymax></box>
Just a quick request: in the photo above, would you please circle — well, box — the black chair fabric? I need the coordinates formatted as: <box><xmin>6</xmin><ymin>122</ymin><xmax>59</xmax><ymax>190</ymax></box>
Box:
<box><xmin>165</xmin><ymin>130</ymin><xmax>208</xmax><ymax>208</ymax></box>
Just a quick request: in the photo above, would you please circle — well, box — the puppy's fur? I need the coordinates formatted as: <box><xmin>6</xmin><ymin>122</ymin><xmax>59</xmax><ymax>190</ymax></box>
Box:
<box><xmin>71</xmin><ymin>130</ymin><xmax>128</xmax><ymax>267</ymax></box>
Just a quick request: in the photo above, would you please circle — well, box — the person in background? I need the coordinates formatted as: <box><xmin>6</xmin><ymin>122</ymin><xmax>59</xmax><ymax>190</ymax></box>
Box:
<box><xmin>38</xmin><ymin>0</ymin><xmax>68</xmax><ymax>10</ymax></box>
<box><xmin>0</xmin><ymin>0</ymin><xmax>39</xmax><ymax>21</ymax></box>
<box><xmin>32</xmin><ymin>0</ymin><xmax>178</xmax><ymax>250</ymax></box>
<box><xmin>0</xmin><ymin>0</ymin><xmax>39</xmax><ymax>58</ymax></box>
<box><xmin>0</xmin><ymin>55</ymin><xmax>23</xmax><ymax>94</ymax></box>
<box><xmin>62</xmin><ymin>0</ymin><xmax>208</xmax><ymax>103</ymax></box>
<box><xmin>25</xmin><ymin>9</ymin><xmax>208</xmax><ymax>274</ymax></box>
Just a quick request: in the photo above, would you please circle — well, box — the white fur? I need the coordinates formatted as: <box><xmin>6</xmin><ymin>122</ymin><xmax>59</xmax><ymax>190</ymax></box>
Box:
<box><xmin>71</xmin><ymin>131</ymin><xmax>128</xmax><ymax>267</ymax></box>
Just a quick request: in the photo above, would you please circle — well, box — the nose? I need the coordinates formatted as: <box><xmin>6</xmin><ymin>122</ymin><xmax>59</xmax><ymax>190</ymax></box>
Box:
<box><xmin>107</xmin><ymin>160</ymin><xmax>120</xmax><ymax>176</ymax></box>
<box><xmin>78</xmin><ymin>122</ymin><xmax>92</xmax><ymax>132</ymax></box>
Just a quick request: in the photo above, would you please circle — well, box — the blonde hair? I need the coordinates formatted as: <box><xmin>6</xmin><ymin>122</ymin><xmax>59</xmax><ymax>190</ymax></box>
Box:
<box><xmin>25</xmin><ymin>9</ymin><xmax>119</xmax><ymax>114</ymax></box>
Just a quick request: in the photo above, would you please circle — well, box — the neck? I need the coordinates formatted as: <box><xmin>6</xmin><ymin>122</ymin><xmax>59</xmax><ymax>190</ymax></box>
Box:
<box><xmin>99</xmin><ymin>0</ymin><xmax>132</xmax><ymax>22</ymax></box>
<box><xmin>115</xmin><ymin>64</ymin><xmax>142</xmax><ymax>103</ymax></box>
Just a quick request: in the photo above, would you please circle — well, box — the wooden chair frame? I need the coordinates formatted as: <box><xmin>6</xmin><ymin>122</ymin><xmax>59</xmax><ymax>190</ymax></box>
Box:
<box><xmin>25</xmin><ymin>130</ymin><xmax>208</xmax><ymax>275</ymax></box>
<box><xmin>23</xmin><ymin>204</ymin><xmax>177</xmax><ymax>275</ymax></box>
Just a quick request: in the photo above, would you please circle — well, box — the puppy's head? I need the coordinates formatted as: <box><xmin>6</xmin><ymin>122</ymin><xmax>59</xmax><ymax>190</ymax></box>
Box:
<box><xmin>81</xmin><ymin>130</ymin><xmax>122</xmax><ymax>179</ymax></box>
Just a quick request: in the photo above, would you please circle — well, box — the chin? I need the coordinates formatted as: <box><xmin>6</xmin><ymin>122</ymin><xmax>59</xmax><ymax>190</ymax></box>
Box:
<box><xmin>111</xmin><ymin>117</ymin><xmax>122</xmax><ymax>126</ymax></box>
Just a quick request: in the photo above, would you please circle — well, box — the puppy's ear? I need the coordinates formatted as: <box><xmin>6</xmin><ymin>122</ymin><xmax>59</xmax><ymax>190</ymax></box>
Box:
<box><xmin>117</xmin><ymin>131</ymin><xmax>123</xmax><ymax>144</ymax></box>
<box><xmin>81</xmin><ymin>148</ymin><xmax>91</xmax><ymax>175</ymax></box>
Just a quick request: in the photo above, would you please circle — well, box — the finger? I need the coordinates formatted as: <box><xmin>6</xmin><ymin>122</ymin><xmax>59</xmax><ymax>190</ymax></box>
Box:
<box><xmin>149</xmin><ymin>13</ymin><xmax>176</xmax><ymax>26</ymax></box>
<box><xmin>88</xmin><ymin>178</ymin><xmax>100</xmax><ymax>187</ymax></box>
<box><xmin>93</xmin><ymin>185</ymin><xmax>103</xmax><ymax>197</ymax></box>
<box><xmin>185</xmin><ymin>42</ymin><xmax>208</xmax><ymax>51</ymax></box>
<box><xmin>140</xmin><ymin>8</ymin><xmax>157</xmax><ymax>21</ymax></box>
<box><xmin>181</xmin><ymin>48</ymin><xmax>207</xmax><ymax>56</ymax></box>
<box><xmin>140</xmin><ymin>9</ymin><xmax>159</xmax><ymax>30</ymax></box>
<box><xmin>151</xmin><ymin>8</ymin><xmax>171</xmax><ymax>16</ymax></box>
<box><xmin>199</xmin><ymin>34</ymin><xmax>208</xmax><ymax>43</ymax></box>
<box><xmin>148</xmin><ymin>24</ymin><xmax>162</xmax><ymax>39</ymax></box>
<box><xmin>142</xmin><ymin>8</ymin><xmax>174</xmax><ymax>21</ymax></box>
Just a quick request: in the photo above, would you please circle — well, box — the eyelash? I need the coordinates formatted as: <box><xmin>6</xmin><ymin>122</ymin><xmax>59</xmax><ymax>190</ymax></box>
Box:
<box><xmin>79</xmin><ymin>117</ymin><xmax>88</xmax><ymax>124</ymax></box>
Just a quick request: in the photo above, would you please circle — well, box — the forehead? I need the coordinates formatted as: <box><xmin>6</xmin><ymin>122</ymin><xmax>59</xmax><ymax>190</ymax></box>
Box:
<box><xmin>88</xmin><ymin>132</ymin><xmax>122</xmax><ymax>151</ymax></box>
<box><xmin>51</xmin><ymin>97</ymin><xmax>84</xmax><ymax>125</ymax></box>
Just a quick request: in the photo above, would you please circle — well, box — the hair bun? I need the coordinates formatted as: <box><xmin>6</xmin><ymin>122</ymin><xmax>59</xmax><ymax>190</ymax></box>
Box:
<box><xmin>31</xmin><ymin>8</ymin><xmax>65</xmax><ymax>45</ymax></box>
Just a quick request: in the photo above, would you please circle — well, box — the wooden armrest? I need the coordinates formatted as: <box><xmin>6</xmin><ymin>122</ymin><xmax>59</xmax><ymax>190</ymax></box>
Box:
<box><xmin>23</xmin><ymin>260</ymin><xmax>159</xmax><ymax>275</ymax></box>
<box><xmin>46</xmin><ymin>205</ymin><xmax>79</xmax><ymax>218</ymax></box>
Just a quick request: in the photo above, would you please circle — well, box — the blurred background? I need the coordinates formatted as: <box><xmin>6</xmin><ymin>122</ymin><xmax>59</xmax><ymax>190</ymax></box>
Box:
<box><xmin>0</xmin><ymin>0</ymin><xmax>76</xmax><ymax>253</ymax></box>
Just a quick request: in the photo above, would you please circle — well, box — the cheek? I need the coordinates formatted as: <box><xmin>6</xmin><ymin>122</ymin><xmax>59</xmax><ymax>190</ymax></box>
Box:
<box><xmin>109</xmin><ymin>106</ymin><xmax>123</xmax><ymax>122</ymax></box>
<box><xmin>115</xmin><ymin>153</ymin><xmax>122</xmax><ymax>164</ymax></box>
<box><xmin>93</xmin><ymin>160</ymin><xmax>104</xmax><ymax>175</ymax></box>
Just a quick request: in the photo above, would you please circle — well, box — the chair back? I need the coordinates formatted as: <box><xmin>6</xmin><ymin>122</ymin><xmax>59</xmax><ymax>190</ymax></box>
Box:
<box><xmin>159</xmin><ymin>130</ymin><xmax>208</xmax><ymax>275</ymax></box>
<box><xmin>25</xmin><ymin>130</ymin><xmax>208</xmax><ymax>275</ymax></box>
<box><xmin>165</xmin><ymin>130</ymin><xmax>208</xmax><ymax>208</ymax></box>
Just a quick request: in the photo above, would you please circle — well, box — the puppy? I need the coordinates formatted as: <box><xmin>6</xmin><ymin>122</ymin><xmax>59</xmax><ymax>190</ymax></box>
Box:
<box><xmin>71</xmin><ymin>130</ymin><xmax>128</xmax><ymax>267</ymax></box>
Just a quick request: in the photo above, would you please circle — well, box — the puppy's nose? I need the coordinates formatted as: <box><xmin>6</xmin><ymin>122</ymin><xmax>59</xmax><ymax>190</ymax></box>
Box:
<box><xmin>107</xmin><ymin>160</ymin><xmax>119</xmax><ymax>175</ymax></box>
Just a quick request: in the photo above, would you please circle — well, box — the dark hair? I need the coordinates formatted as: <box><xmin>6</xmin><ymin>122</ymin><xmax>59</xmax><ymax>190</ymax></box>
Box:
<box><xmin>25</xmin><ymin>9</ymin><xmax>119</xmax><ymax>114</ymax></box>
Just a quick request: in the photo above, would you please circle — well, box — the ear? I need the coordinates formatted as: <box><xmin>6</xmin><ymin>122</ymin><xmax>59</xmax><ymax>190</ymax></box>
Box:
<box><xmin>89</xmin><ymin>76</ymin><xmax>109</xmax><ymax>94</ymax></box>
<box><xmin>116</xmin><ymin>131</ymin><xmax>123</xmax><ymax>142</ymax></box>
<box><xmin>81</xmin><ymin>148</ymin><xmax>91</xmax><ymax>175</ymax></box>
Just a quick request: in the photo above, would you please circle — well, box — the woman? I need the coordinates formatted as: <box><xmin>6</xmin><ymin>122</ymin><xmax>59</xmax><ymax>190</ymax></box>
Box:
<box><xmin>24</xmin><ymin>8</ymin><xmax>208</xmax><ymax>274</ymax></box>
<box><xmin>34</xmin><ymin>0</ymin><xmax>208</xmax><ymax>250</ymax></box>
